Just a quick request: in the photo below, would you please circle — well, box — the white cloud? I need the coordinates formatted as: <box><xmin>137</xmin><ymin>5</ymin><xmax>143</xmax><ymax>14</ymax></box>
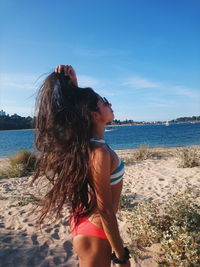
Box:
<box><xmin>146</xmin><ymin>96</ymin><xmax>175</xmax><ymax>108</ymax></box>
<box><xmin>0</xmin><ymin>73</ymin><xmax>39</xmax><ymax>90</ymax></box>
<box><xmin>169</xmin><ymin>85</ymin><xmax>200</xmax><ymax>99</ymax></box>
<box><xmin>123</xmin><ymin>75</ymin><xmax>160</xmax><ymax>89</ymax></box>
<box><xmin>77</xmin><ymin>74</ymin><xmax>119</xmax><ymax>97</ymax></box>
<box><xmin>122</xmin><ymin>74</ymin><xmax>200</xmax><ymax>100</ymax></box>
<box><xmin>78</xmin><ymin>75</ymin><xmax>100</xmax><ymax>88</ymax></box>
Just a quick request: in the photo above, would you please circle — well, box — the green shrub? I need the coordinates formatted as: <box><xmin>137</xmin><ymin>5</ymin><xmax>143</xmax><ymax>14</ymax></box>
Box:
<box><xmin>158</xmin><ymin>189</ymin><xmax>200</xmax><ymax>266</ymax></box>
<box><xmin>122</xmin><ymin>188</ymin><xmax>200</xmax><ymax>266</ymax></box>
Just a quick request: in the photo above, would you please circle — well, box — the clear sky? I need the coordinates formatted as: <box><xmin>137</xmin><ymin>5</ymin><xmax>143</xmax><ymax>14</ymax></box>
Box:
<box><xmin>0</xmin><ymin>0</ymin><xmax>199</xmax><ymax>121</ymax></box>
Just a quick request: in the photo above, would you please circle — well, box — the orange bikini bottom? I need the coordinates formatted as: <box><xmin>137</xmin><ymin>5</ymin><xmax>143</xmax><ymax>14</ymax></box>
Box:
<box><xmin>70</xmin><ymin>216</ymin><xmax>107</xmax><ymax>239</ymax></box>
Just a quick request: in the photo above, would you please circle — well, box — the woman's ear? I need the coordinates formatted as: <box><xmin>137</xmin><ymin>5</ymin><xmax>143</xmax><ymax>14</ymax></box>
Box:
<box><xmin>91</xmin><ymin>111</ymin><xmax>100</xmax><ymax>122</ymax></box>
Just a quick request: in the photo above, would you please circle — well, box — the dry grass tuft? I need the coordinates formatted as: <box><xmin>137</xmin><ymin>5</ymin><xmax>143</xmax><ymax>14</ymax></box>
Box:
<box><xmin>0</xmin><ymin>150</ymin><xmax>37</xmax><ymax>178</ymax></box>
<box><xmin>121</xmin><ymin>145</ymin><xmax>173</xmax><ymax>165</ymax></box>
<box><xmin>176</xmin><ymin>147</ymin><xmax>200</xmax><ymax>168</ymax></box>
<box><xmin>134</xmin><ymin>145</ymin><xmax>150</xmax><ymax>161</ymax></box>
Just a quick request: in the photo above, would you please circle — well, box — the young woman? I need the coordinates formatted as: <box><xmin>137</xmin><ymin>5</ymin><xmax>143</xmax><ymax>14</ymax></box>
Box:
<box><xmin>32</xmin><ymin>65</ymin><xmax>131</xmax><ymax>267</ymax></box>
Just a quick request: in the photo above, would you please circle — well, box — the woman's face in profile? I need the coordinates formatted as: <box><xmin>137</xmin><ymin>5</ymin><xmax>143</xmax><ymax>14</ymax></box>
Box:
<box><xmin>96</xmin><ymin>97</ymin><xmax>114</xmax><ymax>122</ymax></box>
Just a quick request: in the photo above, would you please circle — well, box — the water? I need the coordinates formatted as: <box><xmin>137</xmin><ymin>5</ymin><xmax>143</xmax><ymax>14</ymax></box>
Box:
<box><xmin>0</xmin><ymin>123</ymin><xmax>199</xmax><ymax>157</ymax></box>
<box><xmin>0</xmin><ymin>130</ymin><xmax>35</xmax><ymax>158</ymax></box>
<box><xmin>105</xmin><ymin>122</ymin><xmax>200</xmax><ymax>150</ymax></box>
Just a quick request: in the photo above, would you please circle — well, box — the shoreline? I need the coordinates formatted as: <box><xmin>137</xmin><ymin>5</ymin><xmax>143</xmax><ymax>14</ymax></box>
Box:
<box><xmin>0</xmin><ymin>120</ymin><xmax>200</xmax><ymax>131</ymax></box>
<box><xmin>115</xmin><ymin>144</ymin><xmax>200</xmax><ymax>152</ymax></box>
<box><xmin>0</xmin><ymin>128</ymin><xmax>35</xmax><ymax>132</ymax></box>
<box><xmin>108</xmin><ymin>121</ymin><xmax>200</xmax><ymax>127</ymax></box>
<box><xmin>0</xmin><ymin>145</ymin><xmax>199</xmax><ymax>160</ymax></box>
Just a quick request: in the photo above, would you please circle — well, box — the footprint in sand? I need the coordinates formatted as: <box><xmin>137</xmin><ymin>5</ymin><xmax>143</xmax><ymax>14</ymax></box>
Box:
<box><xmin>45</xmin><ymin>228</ymin><xmax>52</xmax><ymax>233</ymax></box>
<box><xmin>31</xmin><ymin>233</ymin><xmax>39</xmax><ymax>245</ymax></box>
<box><xmin>39</xmin><ymin>242</ymin><xmax>49</xmax><ymax>252</ymax></box>
<box><xmin>2</xmin><ymin>236</ymin><xmax>12</xmax><ymax>243</ymax></box>
<box><xmin>62</xmin><ymin>220</ymin><xmax>69</xmax><ymax>226</ymax></box>
<box><xmin>51</xmin><ymin>229</ymin><xmax>60</xmax><ymax>240</ymax></box>
<box><xmin>63</xmin><ymin>240</ymin><xmax>74</xmax><ymax>261</ymax></box>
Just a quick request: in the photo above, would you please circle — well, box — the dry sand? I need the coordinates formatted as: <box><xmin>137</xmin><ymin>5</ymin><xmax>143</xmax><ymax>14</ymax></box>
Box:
<box><xmin>0</xmin><ymin>147</ymin><xmax>199</xmax><ymax>267</ymax></box>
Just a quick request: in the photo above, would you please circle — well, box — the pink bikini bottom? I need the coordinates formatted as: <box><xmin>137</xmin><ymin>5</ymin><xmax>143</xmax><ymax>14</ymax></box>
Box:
<box><xmin>70</xmin><ymin>216</ymin><xmax>107</xmax><ymax>239</ymax></box>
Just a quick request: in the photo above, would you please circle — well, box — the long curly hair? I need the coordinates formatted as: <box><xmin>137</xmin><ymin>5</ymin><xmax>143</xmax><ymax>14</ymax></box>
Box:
<box><xmin>31</xmin><ymin>72</ymin><xmax>100</xmax><ymax>225</ymax></box>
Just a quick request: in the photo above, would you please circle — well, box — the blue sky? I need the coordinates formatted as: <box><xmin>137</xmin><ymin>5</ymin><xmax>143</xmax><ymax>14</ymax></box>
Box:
<box><xmin>0</xmin><ymin>0</ymin><xmax>199</xmax><ymax>121</ymax></box>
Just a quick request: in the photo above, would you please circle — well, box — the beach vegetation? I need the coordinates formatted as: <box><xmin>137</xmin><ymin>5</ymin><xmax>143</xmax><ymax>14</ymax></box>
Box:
<box><xmin>121</xmin><ymin>145</ymin><xmax>151</xmax><ymax>164</ymax></box>
<box><xmin>177</xmin><ymin>147</ymin><xmax>200</xmax><ymax>168</ymax></box>
<box><xmin>0</xmin><ymin>150</ymin><xmax>37</xmax><ymax>178</ymax></box>
<box><xmin>134</xmin><ymin>145</ymin><xmax>150</xmax><ymax>161</ymax></box>
<box><xmin>121</xmin><ymin>187</ymin><xmax>200</xmax><ymax>266</ymax></box>
<box><xmin>18</xmin><ymin>195</ymin><xmax>39</xmax><ymax>206</ymax></box>
<box><xmin>121</xmin><ymin>146</ymin><xmax>173</xmax><ymax>164</ymax></box>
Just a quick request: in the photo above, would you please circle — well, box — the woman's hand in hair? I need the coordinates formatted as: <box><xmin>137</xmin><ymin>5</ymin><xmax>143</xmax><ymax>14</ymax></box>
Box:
<box><xmin>55</xmin><ymin>65</ymin><xmax>78</xmax><ymax>86</ymax></box>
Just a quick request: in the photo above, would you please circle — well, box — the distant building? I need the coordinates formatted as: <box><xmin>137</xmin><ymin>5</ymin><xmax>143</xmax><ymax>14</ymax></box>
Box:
<box><xmin>0</xmin><ymin>110</ymin><xmax>6</xmax><ymax>116</ymax></box>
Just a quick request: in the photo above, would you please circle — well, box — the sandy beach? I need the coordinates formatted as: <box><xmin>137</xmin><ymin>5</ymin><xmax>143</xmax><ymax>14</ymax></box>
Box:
<box><xmin>0</xmin><ymin>147</ymin><xmax>199</xmax><ymax>267</ymax></box>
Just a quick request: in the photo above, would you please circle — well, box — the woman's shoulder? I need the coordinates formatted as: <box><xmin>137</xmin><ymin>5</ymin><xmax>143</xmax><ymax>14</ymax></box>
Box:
<box><xmin>90</xmin><ymin>145</ymin><xmax>111</xmax><ymax>173</ymax></box>
<box><xmin>90</xmin><ymin>143</ymin><xmax>111</xmax><ymax>160</ymax></box>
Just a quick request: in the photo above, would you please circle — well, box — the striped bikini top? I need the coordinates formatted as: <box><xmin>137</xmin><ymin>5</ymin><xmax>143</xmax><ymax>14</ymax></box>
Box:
<box><xmin>90</xmin><ymin>138</ymin><xmax>125</xmax><ymax>185</ymax></box>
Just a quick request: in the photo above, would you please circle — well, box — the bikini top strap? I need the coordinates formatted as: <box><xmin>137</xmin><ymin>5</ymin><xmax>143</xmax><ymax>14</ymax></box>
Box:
<box><xmin>89</xmin><ymin>138</ymin><xmax>106</xmax><ymax>144</ymax></box>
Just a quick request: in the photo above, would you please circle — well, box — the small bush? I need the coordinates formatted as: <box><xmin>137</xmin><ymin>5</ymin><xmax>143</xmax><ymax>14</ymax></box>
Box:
<box><xmin>18</xmin><ymin>195</ymin><xmax>39</xmax><ymax>206</ymax></box>
<box><xmin>121</xmin><ymin>145</ymin><xmax>151</xmax><ymax>164</ymax></box>
<box><xmin>177</xmin><ymin>147</ymin><xmax>200</xmax><ymax>168</ymax></box>
<box><xmin>0</xmin><ymin>150</ymin><xmax>37</xmax><ymax>178</ymax></box>
<box><xmin>134</xmin><ymin>145</ymin><xmax>150</xmax><ymax>161</ymax></box>
<box><xmin>9</xmin><ymin>150</ymin><xmax>37</xmax><ymax>171</ymax></box>
<box><xmin>122</xmin><ymin>188</ymin><xmax>200</xmax><ymax>266</ymax></box>
<box><xmin>120</xmin><ymin>194</ymin><xmax>137</xmax><ymax>210</ymax></box>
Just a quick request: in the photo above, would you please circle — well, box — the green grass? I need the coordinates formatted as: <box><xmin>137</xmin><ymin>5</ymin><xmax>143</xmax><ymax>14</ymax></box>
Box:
<box><xmin>18</xmin><ymin>195</ymin><xmax>39</xmax><ymax>206</ymax></box>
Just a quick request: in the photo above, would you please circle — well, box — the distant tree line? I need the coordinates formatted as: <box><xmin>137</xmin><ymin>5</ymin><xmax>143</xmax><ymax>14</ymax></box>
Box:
<box><xmin>0</xmin><ymin>114</ymin><xmax>199</xmax><ymax>130</ymax></box>
<box><xmin>0</xmin><ymin>114</ymin><xmax>35</xmax><ymax>130</ymax></box>
<box><xmin>108</xmin><ymin>119</ymin><xmax>135</xmax><ymax>125</ymax></box>
<box><xmin>170</xmin><ymin>116</ymin><xmax>200</xmax><ymax>123</ymax></box>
